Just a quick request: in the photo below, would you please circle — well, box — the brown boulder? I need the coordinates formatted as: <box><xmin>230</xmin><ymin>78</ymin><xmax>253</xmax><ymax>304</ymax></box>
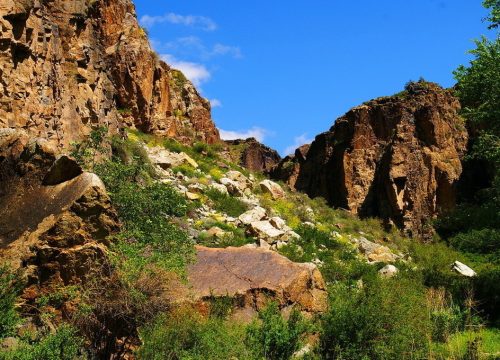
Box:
<box><xmin>272</xmin><ymin>82</ymin><xmax>468</xmax><ymax>238</ymax></box>
<box><xmin>186</xmin><ymin>246</ymin><xmax>327</xmax><ymax>315</ymax></box>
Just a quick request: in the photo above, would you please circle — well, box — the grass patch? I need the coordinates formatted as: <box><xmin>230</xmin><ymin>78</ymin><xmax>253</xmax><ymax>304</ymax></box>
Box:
<box><xmin>205</xmin><ymin>188</ymin><xmax>248</xmax><ymax>217</ymax></box>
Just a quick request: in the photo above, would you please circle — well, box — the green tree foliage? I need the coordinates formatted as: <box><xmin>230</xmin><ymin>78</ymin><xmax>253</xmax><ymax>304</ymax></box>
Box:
<box><xmin>483</xmin><ymin>0</ymin><xmax>500</xmax><ymax>29</ymax></box>
<box><xmin>434</xmin><ymin>3</ymin><xmax>500</xmax><ymax>327</ymax></box>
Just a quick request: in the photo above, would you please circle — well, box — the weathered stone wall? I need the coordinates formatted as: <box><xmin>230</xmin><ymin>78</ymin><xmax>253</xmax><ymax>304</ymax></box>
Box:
<box><xmin>0</xmin><ymin>0</ymin><xmax>219</xmax><ymax>149</ymax></box>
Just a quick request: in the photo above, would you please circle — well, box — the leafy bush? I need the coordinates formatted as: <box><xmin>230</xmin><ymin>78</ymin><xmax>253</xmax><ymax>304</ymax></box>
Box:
<box><xmin>162</xmin><ymin>138</ymin><xmax>185</xmax><ymax>154</ymax></box>
<box><xmin>0</xmin><ymin>266</ymin><xmax>20</xmax><ymax>339</ymax></box>
<box><xmin>94</xmin><ymin>140</ymin><xmax>194</xmax><ymax>275</ymax></box>
<box><xmin>70</xmin><ymin>126</ymin><xmax>109</xmax><ymax>169</ymax></box>
<box><xmin>246</xmin><ymin>302</ymin><xmax>309</xmax><ymax>360</ymax></box>
<box><xmin>449</xmin><ymin>228</ymin><xmax>500</xmax><ymax>257</ymax></box>
<box><xmin>74</xmin><ymin>266</ymin><xmax>173</xmax><ymax>359</ymax></box>
<box><xmin>319</xmin><ymin>278</ymin><xmax>431</xmax><ymax>360</ymax></box>
<box><xmin>0</xmin><ymin>325</ymin><xmax>83</xmax><ymax>360</ymax></box>
<box><xmin>205</xmin><ymin>188</ymin><xmax>248</xmax><ymax>217</ymax></box>
<box><xmin>171</xmin><ymin>164</ymin><xmax>197</xmax><ymax>178</ymax></box>
<box><xmin>137</xmin><ymin>308</ymin><xmax>251</xmax><ymax>360</ymax></box>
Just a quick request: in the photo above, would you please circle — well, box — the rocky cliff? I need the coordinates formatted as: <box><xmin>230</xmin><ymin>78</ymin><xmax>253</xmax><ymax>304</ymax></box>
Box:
<box><xmin>224</xmin><ymin>137</ymin><xmax>281</xmax><ymax>173</ymax></box>
<box><xmin>0</xmin><ymin>0</ymin><xmax>220</xmax><ymax>148</ymax></box>
<box><xmin>272</xmin><ymin>82</ymin><xmax>468</xmax><ymax>238</ymax></box>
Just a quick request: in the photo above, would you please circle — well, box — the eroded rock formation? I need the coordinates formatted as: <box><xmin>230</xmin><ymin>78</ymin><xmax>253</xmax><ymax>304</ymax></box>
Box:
<box><xmin>0</xmin><ymin>0</ymin><xmax>219</xmax><ymax>148</ymax></box>
<box><xmin>224</xmin><ymin>138</ymin><xmax>281</xmax><ymax>172</ymax></box>
<box><xmin>272</xmin><ymin>82</ymin><xmax>468</xmax><ymax>238</ymax></box>
<box><xmin>0</xmin><ymin>129</ymin><xmax>119</xmax><ymax>288</ymax></box>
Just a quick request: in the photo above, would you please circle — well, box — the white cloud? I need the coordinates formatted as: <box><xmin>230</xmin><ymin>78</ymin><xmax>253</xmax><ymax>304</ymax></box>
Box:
<box><xmin>211</xmin><ymin>44</ymin><xmax>242</xmax><ymax>59</ymax></box>
<box><xmin>210</xmin><ymin>99</ymin><xmax>222</xmax><ymax>108</ymax></box>
<box><xmin>158</xmin><ymin>37</ymin><xmax>242</xmax><ymax>60</ymax></box>
<box><xmin>283</xmin><ymin>133</ymin><xmax>313</xmax><ymax>156</ymax></box>
<box><xmin>140</xmin><ymin>13</ymin><xmax>217</xmax><ymax>31</ymax></box>
<box><xmin>219</xmin><ymin>127</ymin><xmax>268</xmax><ymax>142</ymax></box>
<box><xmin>160</xmin><ymin>54</ymin><xmax>211</xmax><ymax>87</ymax></box>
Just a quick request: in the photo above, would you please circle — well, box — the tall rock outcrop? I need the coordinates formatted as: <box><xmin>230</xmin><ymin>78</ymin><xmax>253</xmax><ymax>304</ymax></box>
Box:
<box><xmin>0</xmin><ymin>0</ymin><xmax>219</xmax><ymax>148</ymax></box>
<box><xmin>224</xmin><ymin>137</ymin><xmax>281</xmax><ymax>173</ymax></box>
<box><xmin>272</xmin><ymin>82</ymin><xmax>468</xmax><ymax>238</ymax></box>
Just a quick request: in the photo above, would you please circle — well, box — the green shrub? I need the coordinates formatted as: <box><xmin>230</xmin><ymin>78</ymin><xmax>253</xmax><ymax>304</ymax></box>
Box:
<box><xmin>205</xmin><ymin>188</ymin><xmax>248</xmax><ymax>217</ymax></box>
<box><xmin>319</xmin><ymin>278</ymin><xmax>431</xmax><ymax>360</ymax></box>
<box><xmin>171</xmin><ymin>164</ymin><xmax>197</xmax><ymax>178</ymax></box>
<box><xmin>95</xmin><ymin>148</ymin><xmax>194</xmax><ymax>275</ymax></box>
<box><xmin>0</xmin><ymin>325</ymin><xmax>84</xmax><ymax>360</ymax></box>
<box><xmin>0</xmin><ymin>266</ymin><xmax>20</xmax><ymax>339</ymax></box>
<box><xmin>137</xmin><ymin>309</ymin><xmax>251</xmax><ymax>360</ymax></box>
<box><xmin>449</xmin><ymin>228</ymin><xmax>500</xmax><ymax>257</ymax></box>
<box><xmin>162</xmin><ymin>138</ymin><xmax>185</xmax><ymax>154</ymax></box>
<box><xmin>246</xmin><ymin>302</ymin><xmax>309</xmax><ymax>360</ymax></box>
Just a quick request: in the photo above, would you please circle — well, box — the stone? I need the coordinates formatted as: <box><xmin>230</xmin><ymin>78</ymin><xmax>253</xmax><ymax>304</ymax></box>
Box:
<box><xmin>271</xmin><ymin>82</ymin><xmax>468</xmax><ymax>238</ymax></box>
<box><xmin>281</xmin><ymin>230</ymin><xmax>301</xmax><ymax>242</ymax></box>
<box><xmin>249</xmin><ymin>221</ymin><xmax>285</xmax><ymax>241</ymax></box>
<box><xmin>206</xmin><ymin>227</ymin><xmax>227</xmax><ymax>239</ymax></box>
<box><xmin>146</xmin><ymin>147</ymin><xmax>198</xmax><ymax>170</ymax></box>
<box><xmin>1</xmin><ymin>337</ymin><xmax>19</xmax><ymax>351</ymax></box>
<box><xmin>188</xmin><ymin>183</ymin><xmax>205</xmax><ymax>193</ymax></box>
<box><xmin>239</xmin><ymin>207</ymin><xmax>267</xmax><ymax>225</ymax></box>
<box><xmin>379</xmin><ymin>265</ymin><xmax>399</xmax><ymax>278</ymax></box>
<box><xmin>0</xmin><ymin>142</ymin><xmax>119</xmax><ymax>286</ymax></box>
<box><xmin>356</xmin><ymin>237</ymin><xmax>397</xmax><ymax>263</ymax></box>
<box><xmin>259</xmin><ymin>239</ymin><xmax>271</xmax><ymax>250</ymax></box>
<box><xmin>42</xmin><ymin>155</ymin><xmax>83</xmax><ymax>186</ymax></box>
<box><xmin>0</xmin><ymin>0</ymin><xmax>219</xmax><ymax>147</ymax></box>
<box><xmin>185</xmin><ymin>192</ymin><xmax>201</xmax><ymax>200</ymax></box>
<box><xmin>186</xmin><ymin>246</ymin><xmax>328</xmax><ymax>314</ymax></box>
<box><xmin>209</xmin><ymin>183</ymin><xmax>229</xmax><ymax>195</ymax></box>
<box><xmin>270</xmin><ymin>217</ymin><xmax>287</xmax><ymax>230</ymax></box>
<box><xmin>452</xmin><ymin>261</ymin><xmax>476</xmax><ymax>277</ymax></box>
<box><xmin>220</xmin><ymin>178</ymin><xmax>244</xmax><ymax>197</ymax></box>
<box><xmin>260</xmin><ymin>180</ymin><xmax>285</xmax><ymax>199</ymax></box>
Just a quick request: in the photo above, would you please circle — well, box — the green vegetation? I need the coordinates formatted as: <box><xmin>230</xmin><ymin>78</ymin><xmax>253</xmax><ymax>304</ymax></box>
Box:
<box><xmin>435</xmin><ymin>1</ymin><xmax>500</xmax><ymax>327</ymax></box>
<box><xmin>0</xmin><ymin>326</ymin><xmax>84</xmax><ymax>360</ymax></box>
<box><xmin>0</xmin><ymin>266</ymin><xmax>20</xmax><ymax>339</ymax></box>
<box><xmin>205</xmin><ymin>188</ymin><xmax>249</xmax><ymax>217</ymax></box>
<box><xmin>137</xmin><ymin>308</ymin><xmax>252</xmax><ymax>360</ymax></box>
<box><xmin>246</xmin><ymin>302</ymin><xmax>310</xmax><ymax>360</ymax></box>
<box><xmin>320</xmin><ymin>278</ymin><xmax>431</xmax><ymax>360</ymax></box>
<box><xmin>93</xmin><ymin>137</ymin><xmax>194</xmax><ymax>275</ymax></box>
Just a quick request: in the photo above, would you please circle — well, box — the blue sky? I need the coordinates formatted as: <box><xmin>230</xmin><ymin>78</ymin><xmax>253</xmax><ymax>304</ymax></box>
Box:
<box><xmin>135</xmin><ymin>1</ymin><xmax>494</xmax><ymax>155</ymax></box>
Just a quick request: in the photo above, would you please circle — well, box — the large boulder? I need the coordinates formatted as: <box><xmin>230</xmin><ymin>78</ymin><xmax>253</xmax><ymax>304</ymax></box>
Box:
<box><xmin>187</xmin><ymin>246</ymin><xmax>327</xmax><ymax>316</ymax></box>
<box><xmin>146</xmin><ymin>147</ymin><xmax>198</xmax><ymax>170</ymax></box>
<box><xmin>0</xmin><ymin>133</ymin><xmax>119</xmax><ymax>286</ymax></box>
<box><xmin>271</xmin><ymin>82</ymin><xmax>468</xmax><ymax>238</ymax></box>
<box><xmin>259</xmin><ymin>180</ymin><xmax>285</xmax><ymax>200</ymax></box>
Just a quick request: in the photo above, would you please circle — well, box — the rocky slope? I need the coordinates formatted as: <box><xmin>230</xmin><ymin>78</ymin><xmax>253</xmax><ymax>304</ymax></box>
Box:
<box><xmin>0</xmin><ymin>0</ymin><xmax>219</xmax><ymax>148</ymax></box>
<box><xmin>272</xmin><ymin>82</ymin><xmax>468</xmax><ymax>238</ymax></box>
<box><xmin>224</xmin><ymin>137</ymin><xmax>281</xmax><ymax>173</ymax></box>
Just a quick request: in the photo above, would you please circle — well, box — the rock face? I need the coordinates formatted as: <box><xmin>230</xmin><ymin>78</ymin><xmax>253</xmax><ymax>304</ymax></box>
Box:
<box><xmin>272</xmin><ymin>82</ymin><xmax>468</xmax><ymax>238</ymax></box>
<box><xmin>0</xmin><ymin>0</ymin><xmax>219</xmax><ymax>148</ymax></box>
<box><xmin>187</xmin><ymin>246</ymin><xmax>327</xmax><ymax>315</ymax></box>
<box><xmin>0</xmin><ymin>129</ymin><xmax>119</xmax><ymax>287</ymax></box>
<box><xmin>270</xmin><ymin>144</ymin><xmax>310</xmax><ymax>190</ymax></box>
<box><xmin>225</xmin><ymin>138</ymin><xmax>281</xmax><ymax>172</ymax></box>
